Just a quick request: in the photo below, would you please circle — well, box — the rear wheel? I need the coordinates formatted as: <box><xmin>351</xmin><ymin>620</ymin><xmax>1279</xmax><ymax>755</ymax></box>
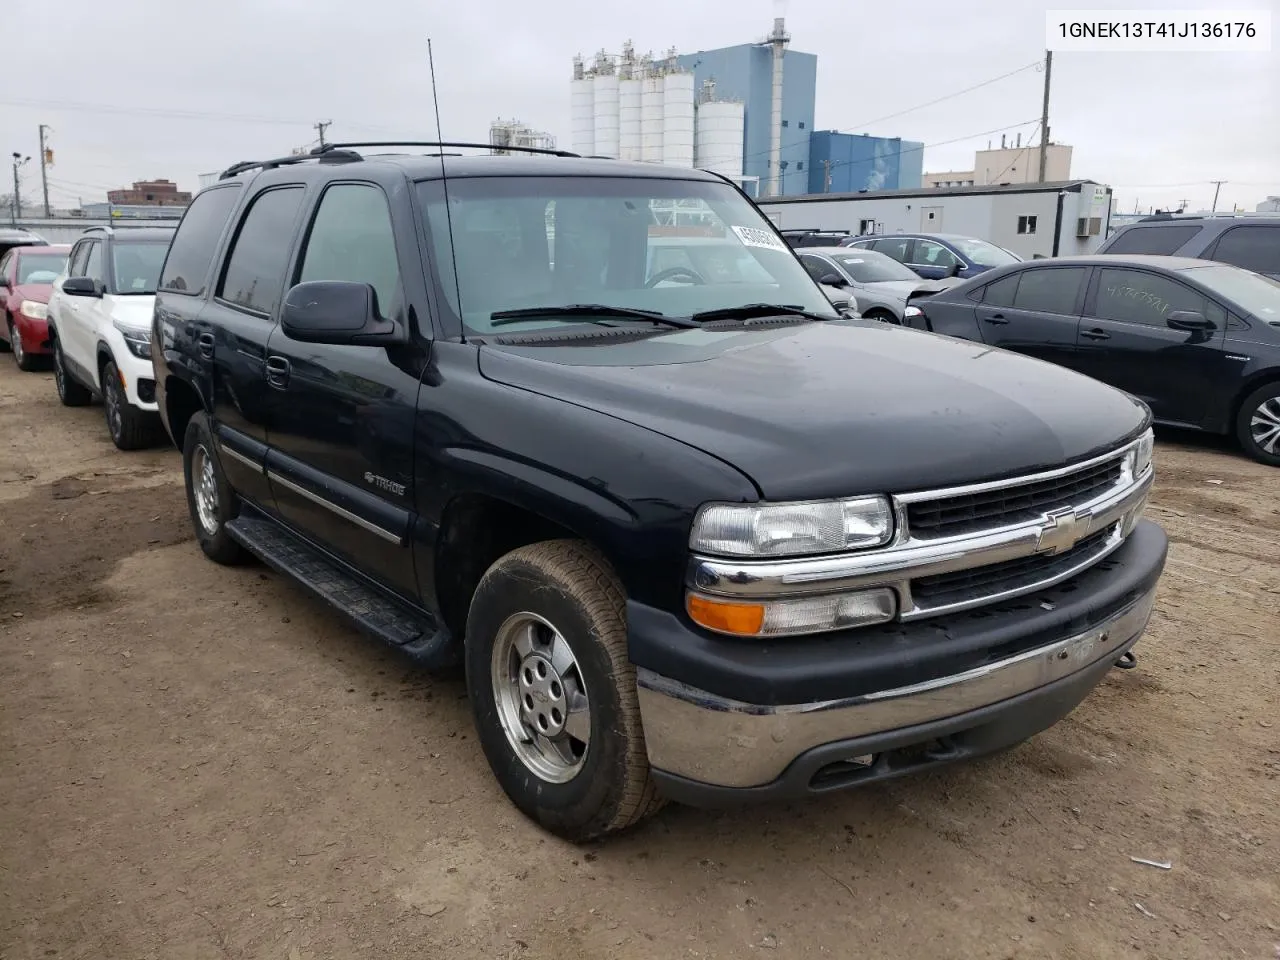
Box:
<box><xmin>102</xmin><ymin>359</ymin><xmax>157</xmax><ymax>450</ymax></box>
<box><xmin>182</xmin><ymin>411</ymin><xmax>247</xmax><ymax>565</ymax></box>
<box><xmin>465</xmin><ymin>540</ymin><xmax>664</xmax><ymax>841</ymax></box>
<box><xmin>53</xmin><ymin>338</ymin><xmax>92</xmax><ymax>406</ymax></box>
<box><xmin>1237</xmin><ymin>382</ymin><xmax>1280</xmax><ymax>467</ymax></box>
<box><xmin>8</xmin><ymin>318</ymin><xmax>39</xmax><ymax>371</ymax></box>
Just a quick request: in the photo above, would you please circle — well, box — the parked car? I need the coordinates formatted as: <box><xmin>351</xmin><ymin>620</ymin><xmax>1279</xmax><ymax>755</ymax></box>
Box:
<box><xmin>0</xmin><ymin>243</ymin><xmax>70</xmax><ymax>370</ymax></box>
<box><xmin>154</xmin><ymin>144</ymin><xmax>1165</xmax><ymax>841</ymax></box>
<box><xmin>1097</xmin><ymin>213</ymin><xmax>1280</xmax><ymax>280</ymax></box>
<box><xmin>46</xmin><ymin>226</ymin><xmax>174</xmax><ymax>449</ymax></box>
<box><xmin>842</xmin><ymin>233</ymin><xmax>1022</xmax><ymax>281</ymax></box>
<box><xmin>909</xmin><ymin>254</ymin><xmax>1280</xmax><ymax>465</ymax></box>
<box><xmin>794</xmin><ymin>246</ymin><xmax>964</xmax><ymax>324</ymax></box>
<box><xmin>0</xmin><ymin>227</ymin><xmax>48</xmax><ymax>261</ymax></box>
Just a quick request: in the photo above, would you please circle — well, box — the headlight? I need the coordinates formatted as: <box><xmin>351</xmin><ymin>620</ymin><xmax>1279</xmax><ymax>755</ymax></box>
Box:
<box><xmin>19</xmin><ymin>300</ymin><xmax>48</xmax><ymax>321</ymax></box>
<box><xmin>113</xmin><ymin>319</ymin><xmax>152</xmax><ymax>360</ymax></box>
<box><xmin>1127</xmin><ymin>427</ymin><xmax>1154</xmax><ymax>479</ymax></box>
<box><xmin>690</xmin><ymin>496</ymin><xmax>894</xmax><ymax>558</ymax></box>
<box><xmin>903</xmin><ymin>305</ymin><xmax>924</xmax><ymax>323</ymax></box>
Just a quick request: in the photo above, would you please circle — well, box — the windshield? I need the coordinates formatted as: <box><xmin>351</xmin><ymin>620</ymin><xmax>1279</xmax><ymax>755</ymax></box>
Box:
<box><xmin>1184</xmin><ymin>263</ymin><xmax>1280</xmax><ymax>323</ymax></box>
<box><xmin>17</xmin><ymin>252</ymin><xmax>68</xmax><ymax>284</ymax></box>
<box><xmin>417</xmin><ymin>176</ymin><xmax>835</xmax><ymax>334</ymax></box>
<box><xmin>947</xmin><ymin>237</ymin><xmax>1021</xmax><ymax>267</ymax></box>
<box><xmin>832</xmin><ymin>252</ymin><xmax>921</xmax><ymax>283</ymax></box>
<box><xmin>111</xmin><ymin>241</ymin><xmax>169</xmax><ymax>295</ymax></box>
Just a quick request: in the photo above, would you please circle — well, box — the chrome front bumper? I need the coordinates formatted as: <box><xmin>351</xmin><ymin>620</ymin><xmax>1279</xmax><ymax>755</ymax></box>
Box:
<box><xmin>637</xmin><ymin>586</ymin><xmax>1155</xmax><ymax>790</ymax></box>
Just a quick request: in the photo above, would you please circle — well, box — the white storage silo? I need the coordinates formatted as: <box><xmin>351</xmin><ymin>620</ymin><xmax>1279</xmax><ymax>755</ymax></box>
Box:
<box><xmin>618</xmin><ymin>78</ymin><xmax>642</xmax><ymax>161</ymax></box>
<box><xmin>593</xmin><ymin>73</ymin><xmax>620</xmax><ymax>158</ymax></box>
<box><xmin>570</xmin><ymin>77</ymin><xmax>595</xmax><ymax>156</ymax></box>
<box><xmin>640</xmin><ymin>75</ymin><xmax>665</xmax><ymax>163</ymax></box>
<box><xmin>661</xmin><ymin>71</ymin><xmax>696</xmax><ymax>167</ymax></box>
<box><xmin>694</xmin><ymin>100</ymin><xmax>745</xmax><ymax>180</ymax></box>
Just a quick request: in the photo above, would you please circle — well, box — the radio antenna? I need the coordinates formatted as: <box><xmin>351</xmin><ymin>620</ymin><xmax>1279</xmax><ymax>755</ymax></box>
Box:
<box><xmin>427</xmin><ymin>37</ymin><xmax>466</xmax><ymax>339</ymax></box>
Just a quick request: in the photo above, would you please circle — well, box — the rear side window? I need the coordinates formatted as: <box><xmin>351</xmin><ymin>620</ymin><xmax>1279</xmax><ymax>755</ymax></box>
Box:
<box><xmin>983</xmin><ymin>272</ymin><xmax>1020</xmax><ymax>307</ymax></box>
<box><xmin>160</xmin><ymin>186</ymin><xmax>242</xmax><ymax>296</ymax></box>
<box><xmin>1104</xmin><ymin>224</ymin><xmax>1202</xmax><ymax>256</ymax></box>
<box><xmin>298</xmin><ymin>184</ymin><xmax>401</xmax><ymax>315</ymax></box>
<box><xmin>1011</xmin><ymin>267</ymin><xmax>1086</xmax><ymax>314</ymax></box>
<box><xmin>875</xmin><ymin>237</ymin><xmax>911</xmax><ymax>262</ymax></box>
<box><xmin>217</xmin><ymin>186</ymin><xmax>306</xmax><ymax>315</ymax></box>
<box><xmin>1209</xmin><ymin>226</ymin><xmax>1280</xmax><ymax>276</ymax></box>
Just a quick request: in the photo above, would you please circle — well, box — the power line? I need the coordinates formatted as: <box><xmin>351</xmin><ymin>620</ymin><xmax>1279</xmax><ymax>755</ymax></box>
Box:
<box><xmin>822</xmin><ymin>117</ymin><xmax>1043</xmax><ymax>175</ymax></box>
<box><xmin>987</xmin><ymin>123</ymin><xmax>1041</xmax><ymax>185</ymax></box>
<box><xmin>0</xmin><ymin>96</ymin><xmax>396</xmax><ymax>134</ymax></box>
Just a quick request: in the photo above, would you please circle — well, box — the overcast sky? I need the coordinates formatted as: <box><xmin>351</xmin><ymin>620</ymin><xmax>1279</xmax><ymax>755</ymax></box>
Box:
<box><xmin>5</xmin><ymin>0</ymin><xmax>1277</xmax><ymax>214</ymax></box>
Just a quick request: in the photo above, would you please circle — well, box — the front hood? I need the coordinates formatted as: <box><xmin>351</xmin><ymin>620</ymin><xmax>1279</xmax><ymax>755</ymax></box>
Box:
<box><xmin>105</xmin><ymin>295</ymin><xmax>156</xmax><ymax>330</ymax></box>
<box><xmin>11</xmin><ymin>283</ymin><xmax>52</xmax><ymax>303</ymax></box>
<box><xmin>866</xmin><ymin>278</ymin><xmax>963</xmax><ymax>301</ymax></box>
<box><xmin>478</xmin><ymin>322</ymin><xmax>1149</xmax><ymax>500</ymax></box>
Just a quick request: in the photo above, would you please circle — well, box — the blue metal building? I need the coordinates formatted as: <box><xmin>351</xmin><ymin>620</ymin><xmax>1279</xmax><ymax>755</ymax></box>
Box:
<box><xmin>675</xmin><ymin>44</ymin><xmax>816</xmax><ymax>197</ymax></box>
<box><xmin>807</xmin><ymin>132</ymin><xmax>925</xmax><ymax>194</ymax></box>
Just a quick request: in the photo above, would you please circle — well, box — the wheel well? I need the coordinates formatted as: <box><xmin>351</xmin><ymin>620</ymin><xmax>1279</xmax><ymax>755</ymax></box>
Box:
<box><xmin>96</xmin><ymin>344</ymin><xmax>114</xmax><ymax>382</ymax></box>
<box><xmin>434</xmin><ymin>494</ymin><xmax>579</xmax><ymax>642</ymax></box>
<box><xmin>863</xmin><ymin>307</ymin><xmax>896</xmax><ymax>321</ymax></box>
<box><xmin>163</xmin><ymin>376</ymin><xmax>203</xmax><ymax>451</ymax></box>
<box><xmin>1230</xmin><ymin>376</ymin><xmax>1280</xmax><ymax>431</ymax></box>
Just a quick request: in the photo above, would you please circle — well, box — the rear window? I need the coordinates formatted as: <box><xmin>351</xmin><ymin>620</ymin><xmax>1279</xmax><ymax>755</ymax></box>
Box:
<box><xmin>159</xmin><ymin>185</ymin><xmax>242</xmax><ymax>296</ymax></box>
<box><xmin>1104</xmin><ymin>224</ymin><xmax>1203</xmax><ymax>256</ymax></box>
<box><xmin>1208</xmin><ymin>225</ymin><xmax>1280</xmax><ymax>276</ymax></box>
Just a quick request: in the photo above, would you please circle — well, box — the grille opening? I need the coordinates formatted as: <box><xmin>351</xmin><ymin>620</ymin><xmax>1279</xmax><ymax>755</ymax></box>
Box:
<box><xmin>809</xmin><ymin>738</ymin><xmax>959</xmax><ymax>791</ymax></box>
<box><xmin>907</xmin><ymin>458</ymin><xmax>1123</xmax><ymax>539</ymax></box>
<box><xmin>912</xmin><ymin>527</ymin><xmax>1115</xmax><ymax>610</ymax></box>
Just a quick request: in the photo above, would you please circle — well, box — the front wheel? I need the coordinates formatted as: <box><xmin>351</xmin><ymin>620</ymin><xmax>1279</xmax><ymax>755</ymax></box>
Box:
<box><xmin>102</xmin><ymin>359</ymin><xmax>157</xmax><ymax>450</ymax></box>
<box><xmin>1237</xmin><ymin>382</ymin><xmax>1280</xmax><ymax>466</ymax></box>
<box><xmin>465</xmin><ymin>540</ymin><xmax>664</xmax><ymax>841</ymax></box>
<box><xmin>182</xmin><ymin>411</ymin><xmax>247</xmax><ymax>565</ymax></box>
<box><xmin>8</xmin><ymin>319</ymin><xmax>39</xmax><ymax>371</ymax></box>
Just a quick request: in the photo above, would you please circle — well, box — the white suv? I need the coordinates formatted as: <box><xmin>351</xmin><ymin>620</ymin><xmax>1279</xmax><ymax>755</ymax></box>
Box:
<box><xmin>47</xmin><ymin>226</ymin><xmax>174</xmax><ymax>449</ymax></box>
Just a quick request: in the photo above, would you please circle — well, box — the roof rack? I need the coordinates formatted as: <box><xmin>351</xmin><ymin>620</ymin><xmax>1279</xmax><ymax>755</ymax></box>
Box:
<box><xmin>219</xmin><ymin>148</ymin><xmax>363</xmax><ymax>181</ymax></box>
<box><xmin>81</xmin><ymin>223</ymin><xmax>177</xmax><ymax>235</ymax></box>
<box><xmin>318</xmin><ymin>141</ymin><xmax>581</xmax><ymax>159</ymax></box>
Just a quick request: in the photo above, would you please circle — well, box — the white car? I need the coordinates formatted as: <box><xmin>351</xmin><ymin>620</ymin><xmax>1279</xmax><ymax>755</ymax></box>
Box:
<box><xmin>47</xmin><ymin>226</ymin><xmax>174</xmax><ymax>449</ymax></box>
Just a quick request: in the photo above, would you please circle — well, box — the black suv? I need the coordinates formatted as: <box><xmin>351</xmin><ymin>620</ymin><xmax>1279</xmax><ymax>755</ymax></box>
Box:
<box><xmin>152</xmin><ymin>143</ymin><xmax>1167</xmax><ymax>840</ymax></box>
<box><xmin>1098</xmin><ymin>214</ymin><xmax>1280</xmax><ymax>280</ymax></box>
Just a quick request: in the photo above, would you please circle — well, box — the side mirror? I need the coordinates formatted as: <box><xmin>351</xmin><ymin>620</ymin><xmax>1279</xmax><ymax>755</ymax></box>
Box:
<box><xmin>62</xmin><ymin>276</ymin><xmax>103</xmax><ymax>297</ymax></box>
<box><xmin>281</xmin><ymin>281</ymin><xmax>399</xmax><ymax>345</ymax></box>
<box><xmin>820</xmin><ymin>273</ymin><xmax>848</xmax><ymax>287</ymax></box>
<box><xmin>948</xmin><ymin>262</ymin><xmax>962</xmax><ymax>278</ymax></box>
<box><xmin>1166</xmin><ymin>310</ymin><xmax>1215</xmax><ymax>332</ymax></box>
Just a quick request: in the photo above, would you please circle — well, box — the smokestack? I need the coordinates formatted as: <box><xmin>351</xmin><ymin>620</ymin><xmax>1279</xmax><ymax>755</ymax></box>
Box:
<box><xmin>767</xmin><ymin>16</ymin><xmax>790</xmax><ymax>197</ymax></box>
<box><xmin>1001</xmin><ymin>134</ymin><xmax>1007</xmax><ymax>149</ymax></box>
<box><xmin>1016</xmin><ymin>132</ymin><xmax>1021</xmax><ymax>148</ymax></box>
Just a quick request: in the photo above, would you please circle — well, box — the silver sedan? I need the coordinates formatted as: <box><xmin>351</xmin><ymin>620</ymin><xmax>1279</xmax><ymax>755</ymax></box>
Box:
<box><xmin>795</xmin><ymin>247</ymin><xmax>964</xmax><ymax>324</ymax></box>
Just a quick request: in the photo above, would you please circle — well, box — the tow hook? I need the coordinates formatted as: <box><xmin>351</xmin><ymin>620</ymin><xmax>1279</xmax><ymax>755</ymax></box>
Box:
<box><xmin>1113</xmin><ymin>651</ymin><xmax>1137</xmax><ymax>670</ymax></box>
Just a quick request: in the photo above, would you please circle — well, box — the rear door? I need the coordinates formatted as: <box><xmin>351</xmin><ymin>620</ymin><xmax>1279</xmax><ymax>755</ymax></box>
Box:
<box><xmin>1205</xmin><ymin>225</ymin><xmax>1280</xmax><ymax>280</ymax></box>
<box><xmin>263</xmin><ymin>179</ymin><xmax>424</xmax><ymax>597</ymax></box>
<box><xmin>973</xmin><ymin>265</ymin><xmax>1089</xmax><ymax>370</ymax></box>
<box><xmin>63</xmin><ymin>239</ymin><xmax>106</xmax><ymax>383</ymax></box>
<box><xmin>1074</xmin><ymin>266</ymin><xmax>1229</xmax><ymax>427</ymax></box>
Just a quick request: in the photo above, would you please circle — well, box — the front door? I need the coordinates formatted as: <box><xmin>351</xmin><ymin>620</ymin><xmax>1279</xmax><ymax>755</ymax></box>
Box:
<box><xmin>973</xmin><ymin>265</ymin><xmax>1089</xmax><ymax>371</ymax></box>
<box><xmin>906</xmin><ymin>238</ymin><xmax>962</xmax><ymax>280</ymax></box>
<box><xmin>264</xmin><ymin>181</ymin><xmax>424</xmax><ymax>597</ymax></box>
<box><xmin>1075</xmin><ymin>266</ymin><xmax>1229</xmax><ymax>428</ymax></box>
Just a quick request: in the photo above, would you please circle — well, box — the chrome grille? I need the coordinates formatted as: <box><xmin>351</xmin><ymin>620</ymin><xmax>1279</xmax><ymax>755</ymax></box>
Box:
<box><xmin>906</xmin><ymin>457</ymin><xmax>1124</xmax><ymax>540</ymax></box>
<box><xmin>910</xmin><ymin>526</ymin><xmax>1117</xmax><ymax>612</ymax></box>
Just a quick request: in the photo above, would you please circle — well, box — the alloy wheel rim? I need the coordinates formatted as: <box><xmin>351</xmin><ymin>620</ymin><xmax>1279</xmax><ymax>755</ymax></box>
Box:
<box><xmin>192</xmin><ymin>444</ymin><xmax>219</xmax><ymax>534</ymax></box>
<box><xmin>11</xmin><ymin>328</ymin><xmax>23</xmax><ymax>365</ymax></box>
<box><xmin>106</xmin><ymin>375</ymin><xmax>123</xmax><ymax>437</ymax></box>
<box><xmin>490</xmin><ymin>611</ymin><xmax>591</xmax><ymax>783</ymax></box>
<box><xmin>1250</xmin><ymin>397</ymin><xmax>1280</xmax><ymax>455</ymax></box>
<box><xmin>54</xmin><ymin>346</ymin><xmax>65</xmax><ymax>396</ymax></box>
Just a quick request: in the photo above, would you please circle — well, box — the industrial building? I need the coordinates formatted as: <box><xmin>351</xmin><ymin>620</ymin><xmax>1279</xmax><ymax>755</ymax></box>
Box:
<box><xmin>569</xmin><ymin>20</ymin><xmax>922</xmax><ymax>198</ymax></box>
<box><xmin>925</xmin><ymin>137</ymin><xmax>1073</xmax><ymax>188</ymax></box>
<box><xmin>489</xmin><ymin>119</ymin><xmax>557</xmax><ymax>154</ymax></box>
<box><xmin>756</xmin><ymin>180</ymin><xmax>1115</xmax><ymax>260</ymax></box>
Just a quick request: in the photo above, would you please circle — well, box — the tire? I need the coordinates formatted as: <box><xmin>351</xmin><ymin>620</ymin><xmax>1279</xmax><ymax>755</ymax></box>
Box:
<box><xmin>1236</xmin><ymin>381</ymin><xmax>1280</xmax><ymax>467</ymax></box>
<box><xmin>864</xmin><ymin>309</ymin><xmax>898</xmax><ymax>325</ymax></box>
<box><xmin>53</xmin><ymin>338</ymin><xmax>92</xmax><ymax>406</ymax></box>
<box><xmin>102</xmin><ymin>359</ymin><xmax>158</xmax><ymax>450</ymax></box>
<box><xmin>465</xmin><ymin>540</ymin><xmax>664</xmax><ymax>841</ymax></box>
<box><xmin>182</xmin><ymin>411</ymin><xmax>247</xmax><ymax>565</ymax></box>
<box><xmin>8</xmin><ymin>318</ymin><xmax>38</xmax><ymax>371</ymax></box>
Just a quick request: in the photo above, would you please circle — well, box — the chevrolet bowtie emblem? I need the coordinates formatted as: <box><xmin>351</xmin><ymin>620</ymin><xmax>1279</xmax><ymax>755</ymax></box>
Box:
<box><xmin>1036</xmin><ymin>508</ymin><xmax>1086</xmax><ymax>555</ymax></box>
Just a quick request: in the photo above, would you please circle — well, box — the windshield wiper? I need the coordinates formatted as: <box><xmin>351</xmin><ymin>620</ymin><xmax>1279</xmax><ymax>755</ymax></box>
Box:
<box><xmin>688</xmin><ymin>303</ymin><xmax>836</xmax><ymax>324</ymax></box>
<box><xmin>491</xmin><ymin>304</ymin><xmax>697</xmax><ymax>328</ymax></box>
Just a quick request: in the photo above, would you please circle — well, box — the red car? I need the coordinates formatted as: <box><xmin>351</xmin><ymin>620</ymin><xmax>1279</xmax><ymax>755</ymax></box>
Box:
<box><xmin>0</xmin><ymin>243</ymin><xmax>71</xmax><ymax>370</ymax></box>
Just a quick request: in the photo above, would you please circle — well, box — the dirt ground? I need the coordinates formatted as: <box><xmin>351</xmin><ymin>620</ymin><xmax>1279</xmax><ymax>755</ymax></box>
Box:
<box><xmin>1</xmin><ymin>359</ymin><xmax>1276</xmax><ymax>960</ymax></box>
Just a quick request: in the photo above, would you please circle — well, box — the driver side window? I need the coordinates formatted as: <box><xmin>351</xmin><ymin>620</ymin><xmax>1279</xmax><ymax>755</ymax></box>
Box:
<box><xmin>798</xmin><ymin>255</ymin><xmax>829</xmax><ymax>282</ymax></box>
<box><xmin>912</xmin><ymin>240</ymin><xmax>959</xmax><ymax>267</ymax></box>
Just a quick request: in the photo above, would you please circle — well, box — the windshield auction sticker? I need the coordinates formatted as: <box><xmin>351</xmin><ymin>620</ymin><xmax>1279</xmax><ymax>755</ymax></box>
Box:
<box><xmin>731</xmin><ymin>226</ymin><xmax>789</xmax><ymax>252</ymax></box>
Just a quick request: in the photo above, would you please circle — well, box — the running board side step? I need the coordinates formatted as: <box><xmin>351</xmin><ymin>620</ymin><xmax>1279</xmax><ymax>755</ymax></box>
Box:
<box><xmin>225</xmin><ymin>510</ymin><xmax>458</xmax><ymax>669</ymax></box>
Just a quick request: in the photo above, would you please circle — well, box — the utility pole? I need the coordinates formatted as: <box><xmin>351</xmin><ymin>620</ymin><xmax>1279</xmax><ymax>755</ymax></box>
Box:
<box><xmin>38</xmin><ymin>124</ymin><xmax>52</xmax><ymax>217</ymax></box>
<box><xmin>1037</xmin><ymin>50</ymin><xmax>1053</xmax><ymax>183</ymax></box>
<box><xmin>11</xmin><ymin>152</ymin><xmax>29</xmax><ymax>226</ymax></box>
<box><xmin>1177</xmin><ymin>198</ymin><xmax>1189</xmax><ymax>212</ymax></box>
<box><xmin>1210</xmin><ymin>180</ymin><xmax>1226</xmax><ymax>213</ymax></box>
<box><xmin>314</xmin><ymin>120</ymin><xmax>332</xmax><ymax>149</ymax></box>
<box><xmin>823</xmin><ymin>159</ymin><xmax>832</xmax><ymax>192</ymax></box>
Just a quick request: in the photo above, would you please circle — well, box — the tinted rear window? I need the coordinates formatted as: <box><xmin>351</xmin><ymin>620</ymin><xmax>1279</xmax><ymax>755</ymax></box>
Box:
<box><xmin>159</xmin><ymin>186</ymin><xmax>242</xmax><ymax>295</ymax></box>
<box><xmin>1012</xmin><ymin>267</ymin><xmax>1087</xmax><ymax>314</ymax></box>
<box><xmin>1104</xmin><ymin>224</ymin><xmax>1203</xmax><ymax>255</ymax></box>
<box><xmin>1209</xmin><ymin>225</ymin><xmax>1280</xmax><ymax>276</ymax></box>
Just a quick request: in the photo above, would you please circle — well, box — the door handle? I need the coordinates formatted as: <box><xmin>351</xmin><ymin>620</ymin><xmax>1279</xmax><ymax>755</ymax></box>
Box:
<box><xmin>981</xmin><ymin>313</ymin><xmax>1009</xmax><ymax>325</ymax></box>
<box><xmin>265</xmin><ymin>355</ymin><xmax>291</xmax><ymax>389</ymax></box>
<box><xmin>197</xmin><ymin>333</ymin><xmax>215</xmax><ymax>359</ymax></box>
<box><xmin>1080</xmin><ymin>328</ymin><xmax>1111</xmax><ymax>341</ymax></box>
